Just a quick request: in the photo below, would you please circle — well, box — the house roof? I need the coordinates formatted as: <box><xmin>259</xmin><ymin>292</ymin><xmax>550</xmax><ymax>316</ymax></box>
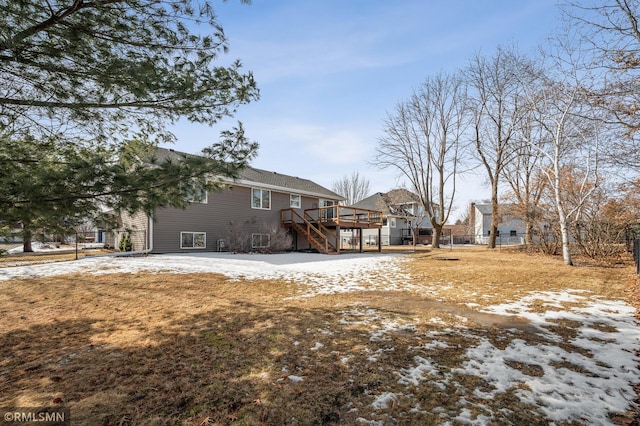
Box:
<box><xmin>474</xmin><ymin>203</ymin><xmax>525</xmax><ymax>217</ymax></box>
<box><xmin>154</xmin><ymin>147</ymin><xmax>344</xmax><ymax>200</ymax></box>
<box><xmin>235</xmin><ymin>167</ymin><xmax>344</xmax><ymax>200</ymax></box>
<box><xmin>351</xmin><ymin>192</ymin><xmax>384</xmax><ymax>211</ymax></box>
<box><xmin>353</xmin><ymin>189</ymin><xmax>420</xmax><ymax>215</ymax></box>
<box><xmin>474</xmin><ymin>203</ymin><xmax>493</xmax><ymax>215</ymax></box>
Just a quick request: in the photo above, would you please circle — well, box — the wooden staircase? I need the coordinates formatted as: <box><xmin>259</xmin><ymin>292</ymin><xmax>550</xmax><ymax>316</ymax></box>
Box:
<box><xmin>281</xmin><ymin>209</ymin><xmax>338</xmax><ymax>254</ymax></box>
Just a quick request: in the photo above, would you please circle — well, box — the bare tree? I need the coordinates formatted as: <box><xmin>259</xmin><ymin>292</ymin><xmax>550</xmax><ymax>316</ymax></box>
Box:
<box><xmin>375</xmin><ymin>71</ymin><xmax>467</xmax><ymax>248</ymax></box>
<box><xmin>379</xmin><ymin>188</ymin><xmax>429</xmax><ymax>247</ymax></box>
<box><xmin>464</xmin><ymin>46</ymin><xmax>534</xmax><ymax>248</ymax></box>
<box><xmin>518</xmin><ymin>39</ymin><xmax>604</xmax><ymax>266</ymax></box>
<box><xmin>331</xmin><ymin>171</ymin><xmax>371</xmax><ymax>206</ymax></box>
<box><xmin>501</xmin><ymin>111</ymin><xmax>548</xmax><ymax>245</ymax></box>
<box><xmin>562</xmin><ymin>0</ymin><xmax>640</xmax><ymax>178</ymax></box>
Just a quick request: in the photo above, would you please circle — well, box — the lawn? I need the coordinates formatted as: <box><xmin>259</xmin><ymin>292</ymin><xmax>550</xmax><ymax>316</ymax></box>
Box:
<box><xmin>0</xmin><ymin>247</ymin><xmax>638</xmax><ymax>425</ymax></box>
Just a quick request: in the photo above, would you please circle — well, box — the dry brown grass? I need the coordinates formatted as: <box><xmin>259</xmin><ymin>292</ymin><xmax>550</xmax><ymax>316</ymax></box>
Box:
<box><xmin>0</xmin><ymin>247</ymin><xmax>638</xmax><ymax>425</ymax></box>
<box><xmin>406</xmin><ymin>245</ymin><xmax>637</xmax><ymax>305</ymax></box>
<box><xmin>0</xmin><ymin>248</ymin><xmax>114</xmax><ymax>267</ymax></box>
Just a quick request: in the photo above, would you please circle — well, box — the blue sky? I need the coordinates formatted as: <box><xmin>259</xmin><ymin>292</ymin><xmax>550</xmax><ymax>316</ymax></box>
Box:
<box><xmin>166</xmin><ymin>0</ymin><xmax>562</xmax><ymax>221</ymax></box>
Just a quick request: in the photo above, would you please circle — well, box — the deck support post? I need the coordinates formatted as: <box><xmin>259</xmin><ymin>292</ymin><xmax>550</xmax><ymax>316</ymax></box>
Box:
<box><xmin>359</xmin><ymin>228</ymin><xmax>363</xmax><ymax>253</ymax></box>
<box><xmin>378</xmin><ymin>228</ymin><xmax>382</xmax><ymax>252</ymax></box>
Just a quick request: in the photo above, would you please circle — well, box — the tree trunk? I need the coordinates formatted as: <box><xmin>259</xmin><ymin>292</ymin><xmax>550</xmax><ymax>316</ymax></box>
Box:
<box><xmin>432</xmin><ymin>224</ymin><xmax>442</xmax><ymax>249</ymax></box>
<box><xmin>523</xmin><ymin>208</ymin><xmax>534</xmax><ymax>245</ymax></box>
<box><xmin>22</xmin><ymin>228</ymin><xmax>33</xmax><ymax>253</ymax></box>
<box><xmin>559</xmin><ymin>214</ymin><xmax>572</xmax><ymax>265</ymax></box>
<box><xmin>524</xmin><ymin>220</ymin><xmax>534</xmax><ymax>245</ymax></box>
<box><xmin>554</xmin><ymin>177</ymin><xmax>573</xmax><ymax>265</ymax></box>
<box><xmin>488</xmin><ymin>180</ymin><xmax>499</xmax><ymax>248</ymax></box>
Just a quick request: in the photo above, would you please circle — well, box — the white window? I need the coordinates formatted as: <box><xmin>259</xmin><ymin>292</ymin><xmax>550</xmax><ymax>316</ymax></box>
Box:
<box><xmin>251</xmin><ymin>233</ymin><xmax>270</xmax><ymax>249</ymax></box>
<box><xmin>184</xmin><ymin>182</ymin><xmax>208</xmax><ymax>203</ymax></box>
<box><xmin>290</xmin><ymin>194</ymin><xmax>301</xmax><ymax>208</ymax></box>
<box><xmin>252</xmin><ymin>188</ymin><xmax>271</xmax><ymax>210</ymax></box>
<box><xmin>389</xmin><ymin>218</ymin><xmax>397</xmax><ymax>228</ymax></box>
<box><xmin>180</xmin><ymin>232</ymin><xmax>206</xmax><ymax>249</ymax></box>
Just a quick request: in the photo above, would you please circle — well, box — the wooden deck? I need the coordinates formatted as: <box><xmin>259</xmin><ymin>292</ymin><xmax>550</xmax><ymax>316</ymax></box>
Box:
<box><xmin>281</xmin><ymin>206</ymin><xmax>382</xmax><ymax>254</ymax></box>
<box><xmin>303</xmin><ymin>206</ymin><xmax>383</xmax><ymax>229</ymax></box>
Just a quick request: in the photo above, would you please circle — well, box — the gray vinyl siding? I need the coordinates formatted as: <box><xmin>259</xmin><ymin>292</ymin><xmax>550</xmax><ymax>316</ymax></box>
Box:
<box><xmin>359</xmin><ymin>217</ymin><xmax>407</xmax><ymax>246</ymax></box>
<box><xmin>152</xmin><ymin>185</ymin><xmax>334</xmax><ymax>253</ymax></box>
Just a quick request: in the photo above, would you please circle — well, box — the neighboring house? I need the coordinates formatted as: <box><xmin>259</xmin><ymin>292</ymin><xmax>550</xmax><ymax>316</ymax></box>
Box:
<box><xmin>118</xmin><ymin>148</ymin><xmax>381</xmax><ymax>254</ymax></box>
<box><xmin>344</xmin><ymin>189</ymin><xmax>431</xmax><ymax>246</ymax></box>
<box><xmin>469</xmin><ymin>202</ymin><xmax>526</xmax><ymax>244</ymax></box>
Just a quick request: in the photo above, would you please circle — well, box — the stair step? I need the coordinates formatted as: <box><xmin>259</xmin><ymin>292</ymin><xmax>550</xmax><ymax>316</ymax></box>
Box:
<box><xmin>284</xmin><ymin>218</ymin><xmax>337</xmax><ymax>254</ymax></box>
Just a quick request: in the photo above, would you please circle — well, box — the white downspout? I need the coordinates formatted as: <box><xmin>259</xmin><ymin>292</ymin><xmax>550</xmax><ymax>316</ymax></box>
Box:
<box><xmin>123</xmin><ymin>214</ymin><xmax>153</xmax><ymax>255</ymax></box>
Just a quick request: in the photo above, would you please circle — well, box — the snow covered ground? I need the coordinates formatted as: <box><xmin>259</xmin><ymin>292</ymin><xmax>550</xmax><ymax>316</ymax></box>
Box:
<box><xmin>1</xmin><ymin>251</ymin><xmax>638</xmax><ymax>424</ymax></box>
<box><xmin>377</xmin><ymin>294</ymin><xmax>638</xmax><ymax>424</ymax></box>
<box><xmin>0</xmin><ymin>252</ymin><xmax>413</xmax><ymax>296</ymax></box>
<box><xmin>5</xmin><ymin>241</ymin><xmax>105</xmax><ymax>254</ymax></box>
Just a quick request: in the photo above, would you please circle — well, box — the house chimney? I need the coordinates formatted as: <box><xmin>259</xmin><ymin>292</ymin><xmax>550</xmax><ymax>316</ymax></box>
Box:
<box><xmin>469</xmin><ymin>202</ymin><xmax>476</xmax><ymax>236</ymax></box>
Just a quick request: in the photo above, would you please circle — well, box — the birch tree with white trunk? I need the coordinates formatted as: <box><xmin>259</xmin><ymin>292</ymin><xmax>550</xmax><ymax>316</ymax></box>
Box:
<box><xmin>518</xmin><ymin>40</ymin><xmax>604</xmax><ymax>266</ymax></box>
<box><xmin>562</xmin><ymin>0</ymin><xmax>640</xmax><ymax>179</ymax></box>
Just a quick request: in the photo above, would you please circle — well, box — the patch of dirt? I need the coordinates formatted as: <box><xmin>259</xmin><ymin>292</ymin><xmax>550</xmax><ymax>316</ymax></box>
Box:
<box><xmin>345</xmin><ymin>291</ymin><xmax>540</xmax><ymax>334</ymax></box>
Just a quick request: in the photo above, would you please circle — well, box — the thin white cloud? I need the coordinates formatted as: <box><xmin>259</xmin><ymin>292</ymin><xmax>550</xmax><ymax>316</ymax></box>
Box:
<box><xmin>172</xmin><ymin>0</ymin><xmax>561</xmax><ymax>218</ymax></box>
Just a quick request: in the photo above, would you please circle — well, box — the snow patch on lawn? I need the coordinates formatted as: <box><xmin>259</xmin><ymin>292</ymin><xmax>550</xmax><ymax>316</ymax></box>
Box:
<box><xmin>385</xmin><ymin>291</ymin><xmax>640</xmax><ymax>424</ymax></box>
<box><xmin>371</xmin><ymin>392</ymin><xmax>398</xmax><ymax>409</ymax></box>
<box><xmin>0</xmin><ymin>252</ymin><xmax>411</xmax><ymax>296</ymax></box>
<box><xmin>287</xmin><ymin>375</ymin><xmax>305</xmax><ymax>383</ymax></box>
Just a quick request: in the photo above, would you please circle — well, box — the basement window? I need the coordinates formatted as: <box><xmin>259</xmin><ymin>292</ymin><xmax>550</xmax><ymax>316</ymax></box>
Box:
<box><xmin>181</xmin><ymin>232</ymin><xmax>206</xmax><ymax>249</ymax></box>
<box><xmin>252</xmin><ymin>233</ymin><xmax>270</xmax><ymax>249</ymax></box>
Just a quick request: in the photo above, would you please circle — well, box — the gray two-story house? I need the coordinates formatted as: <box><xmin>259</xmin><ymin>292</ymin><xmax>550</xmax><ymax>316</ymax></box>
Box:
<box><xmin>342</xmin><ymin>189</ymin><xmax>431</xmax><ymax>246</ymax></box>
<box><xmin>116</xmin><ymin>148</ymin><xmax>382</xmax><ymax>254</ymax></box>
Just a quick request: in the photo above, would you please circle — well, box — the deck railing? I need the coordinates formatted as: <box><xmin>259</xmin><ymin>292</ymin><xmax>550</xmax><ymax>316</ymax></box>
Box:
<box><xmin>305</xmin><ymin>206</ymin><xmax>382</xmax><ymax>228</ymax></box>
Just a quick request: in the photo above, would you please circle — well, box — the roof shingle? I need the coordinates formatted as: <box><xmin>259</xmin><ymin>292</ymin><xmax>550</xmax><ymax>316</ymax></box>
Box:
<box><xmin>154</xmin><ymin>147</ymin><xmax>343</xmax><ymax>200</ymax></box>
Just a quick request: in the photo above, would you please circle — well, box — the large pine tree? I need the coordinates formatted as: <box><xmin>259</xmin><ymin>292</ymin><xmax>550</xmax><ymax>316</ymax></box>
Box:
<box><xmin>0</xmin><ymin>1</ymin><xmax>259</xmax><ymax>251</ymax></box>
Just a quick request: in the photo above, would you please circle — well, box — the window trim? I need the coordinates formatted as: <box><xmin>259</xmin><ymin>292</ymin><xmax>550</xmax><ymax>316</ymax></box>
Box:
<box><xmin>290</xmin><ymin>194</ymin><xmax>301</xmax><ymax>208</ymax></box>
<box><xmin>185</xmin><ymin>188</ymin><xmax>208</xmax><ymax>204</ymax></box>
<box><xmin>180</xmin><ymin>231</ymin><xmax>206</xmax><ymax>249</ymax></box>
<box><xmin>251</xmin><ymin>188</ymin><xmax>271</xmax><ymax>210</ymax></box>
<box><xmin>183</xmin><ymin>180</ymin><xmax>208</xmax><ymax>204</ymax></box>
<box><xmin>251</xmin><ymin>233</ymin><xmax>271</xmax><ymax>249</ymax></box>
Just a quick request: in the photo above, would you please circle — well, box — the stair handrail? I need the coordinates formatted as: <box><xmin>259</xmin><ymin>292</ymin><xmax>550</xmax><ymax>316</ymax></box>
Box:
<box><xmin>304</xmin><ymin>210</ymin><xmax>338</xmax><ymax>252</ymax></box>
<box><xmin>284</xmin><ymin>208</ymin><xmax>331</xmax><ymax>253</ymax></box>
